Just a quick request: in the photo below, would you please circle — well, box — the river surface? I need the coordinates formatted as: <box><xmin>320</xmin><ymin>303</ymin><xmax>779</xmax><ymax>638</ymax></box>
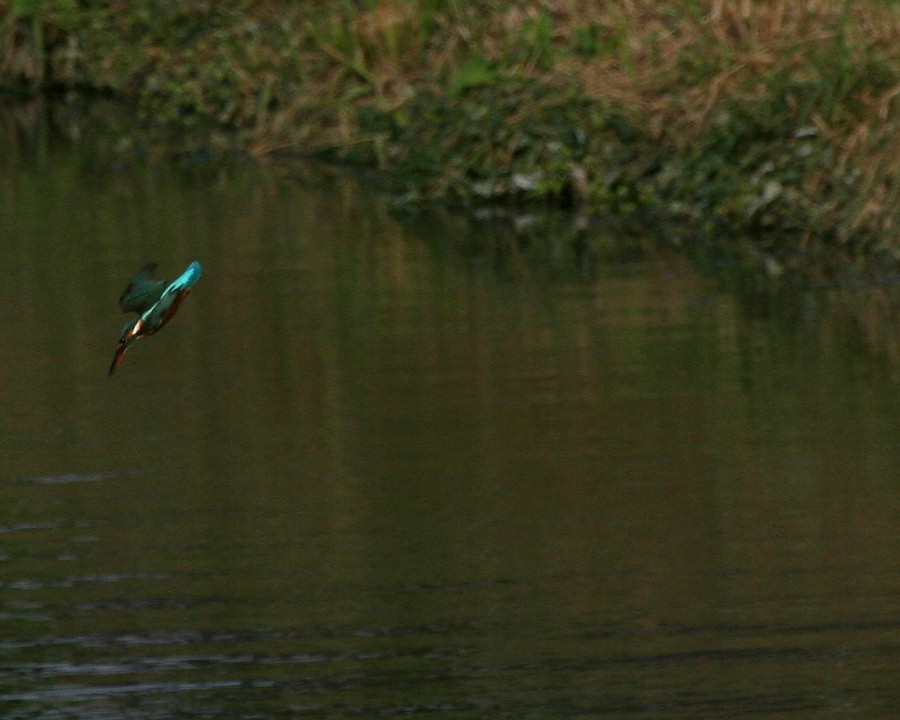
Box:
<box><xmin>1</xmin><ymin>145</ymin><xmax>898</xmax><ymax>719</ymax></box>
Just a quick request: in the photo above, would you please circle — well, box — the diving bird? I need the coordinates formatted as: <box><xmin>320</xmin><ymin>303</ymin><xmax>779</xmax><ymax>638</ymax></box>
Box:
<box><xmin>109</xmin><ymin>260</ymin><xmax>203</xmax><ymax>376</ymax></box>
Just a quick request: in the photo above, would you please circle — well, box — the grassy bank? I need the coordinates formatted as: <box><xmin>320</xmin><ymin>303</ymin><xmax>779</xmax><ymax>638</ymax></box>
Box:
<box><xmin>2</xmin><ymin>0</ymin><xmax>898</xmax><ymax>257</ymax></box>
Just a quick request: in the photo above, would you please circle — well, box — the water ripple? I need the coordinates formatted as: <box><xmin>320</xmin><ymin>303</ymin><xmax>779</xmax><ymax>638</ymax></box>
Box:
<box><xmin>19</xmin><ymin>472</ymin><xmax>117</xmax><ymax>485</ymax></box>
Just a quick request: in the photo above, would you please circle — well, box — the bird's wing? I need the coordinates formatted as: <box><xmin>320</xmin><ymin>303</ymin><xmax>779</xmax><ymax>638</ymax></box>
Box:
<box><xmin>118</xmin><ymin>262</ymin><xmax>164</xmax><ymax>314</ymax></box>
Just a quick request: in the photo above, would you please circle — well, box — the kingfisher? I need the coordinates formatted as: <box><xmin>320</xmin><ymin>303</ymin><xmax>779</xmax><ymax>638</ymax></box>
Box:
<box><xmin>109</xmin><ymin>260</ymin><xmax>203</xmax><ymax>376</ymax></box>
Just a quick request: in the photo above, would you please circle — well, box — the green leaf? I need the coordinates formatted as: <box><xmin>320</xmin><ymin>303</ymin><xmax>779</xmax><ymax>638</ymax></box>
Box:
<box><xmin>449</xmin><ymin>58</ymin><xmax>495</xmax><ymax>96</ymax></box>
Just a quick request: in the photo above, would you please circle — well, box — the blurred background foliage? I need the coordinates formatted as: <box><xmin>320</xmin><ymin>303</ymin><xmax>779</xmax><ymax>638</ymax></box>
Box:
<box><xmin>1</xmin><ymin>0</ymin><xmax>897</xmax><ymax>259</ymax></box>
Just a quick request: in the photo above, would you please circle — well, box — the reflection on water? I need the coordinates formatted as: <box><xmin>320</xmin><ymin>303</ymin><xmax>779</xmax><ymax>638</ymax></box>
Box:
<box><xmin>1</xmin><ymin>148</ymin><xmax>899</xmax><ymax>719</ymax></box>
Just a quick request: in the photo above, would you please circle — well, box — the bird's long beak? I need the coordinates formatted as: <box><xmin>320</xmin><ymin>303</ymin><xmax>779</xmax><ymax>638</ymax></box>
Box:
<box><xmin>108</xmin><ymin>319</ymin><xmax>143</xmax><ymax>377</ymax></box>
<box><xmin>108</xmin><ymin>343</ymin><xmax>128</xmax><ymax>376</ymax></box>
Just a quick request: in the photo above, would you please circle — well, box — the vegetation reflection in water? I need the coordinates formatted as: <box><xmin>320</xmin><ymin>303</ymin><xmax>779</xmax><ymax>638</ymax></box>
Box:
<box><xmin>0</xmin><ymin>155</ymin><xmax>898</xmax><ymax>719</ymax></box>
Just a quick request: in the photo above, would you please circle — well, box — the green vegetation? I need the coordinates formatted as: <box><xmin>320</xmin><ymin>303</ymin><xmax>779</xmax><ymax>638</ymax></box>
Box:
<box><xmin>2</xmin><ymin>0</ymin><xmax>898</xmax><ymax>259</ymax></box>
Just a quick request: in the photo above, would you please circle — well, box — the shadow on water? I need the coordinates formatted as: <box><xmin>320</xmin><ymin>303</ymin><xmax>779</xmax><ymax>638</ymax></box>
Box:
<box><xmin>1</xmin><ymin>100</ymin><xmax>899</xmax><ymax>719</ymax></box>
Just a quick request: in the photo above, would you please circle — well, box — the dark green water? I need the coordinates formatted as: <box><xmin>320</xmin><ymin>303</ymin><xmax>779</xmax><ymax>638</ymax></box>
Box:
<box><xmin>1</xmin><ymin>149</ymin><xmax>898</xmax><ymax>719</ymax></box>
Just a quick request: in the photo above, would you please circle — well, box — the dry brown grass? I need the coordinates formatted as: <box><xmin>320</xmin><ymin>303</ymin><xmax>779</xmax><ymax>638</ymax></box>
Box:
<box><xmin>553</xmin><ymin>1</ymin><xmax>899</xmax><ymax>136</ymax></box>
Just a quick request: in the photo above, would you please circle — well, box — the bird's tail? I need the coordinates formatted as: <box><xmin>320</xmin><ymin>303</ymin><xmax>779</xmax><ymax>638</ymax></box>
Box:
<box><xmin>170</xmin><ymin>261</ymin><xmax>203</xmax><ymax>293</ymax></box>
